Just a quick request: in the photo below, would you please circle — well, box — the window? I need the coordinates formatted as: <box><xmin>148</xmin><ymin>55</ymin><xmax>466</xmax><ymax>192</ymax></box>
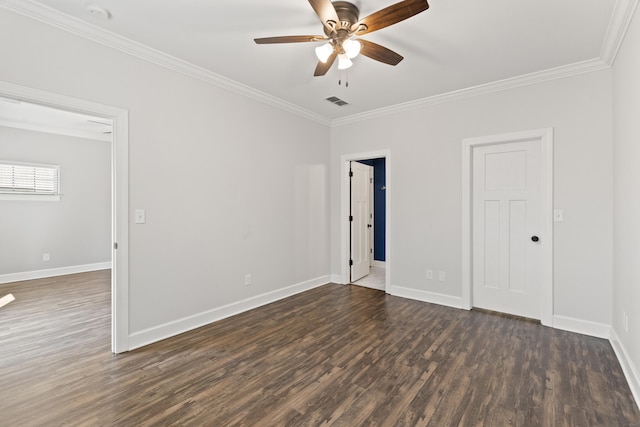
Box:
<box><xmin>0</xmin><ymin>161</ymin><xmax>61</xmax><ymax>201</ymax></box>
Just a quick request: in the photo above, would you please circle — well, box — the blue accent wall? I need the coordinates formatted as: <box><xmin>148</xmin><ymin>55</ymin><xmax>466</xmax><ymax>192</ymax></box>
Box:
<box><xmin>357</xmin><ymin>158</ymin><xmax>386</xmax><ymax>261</ymax></box>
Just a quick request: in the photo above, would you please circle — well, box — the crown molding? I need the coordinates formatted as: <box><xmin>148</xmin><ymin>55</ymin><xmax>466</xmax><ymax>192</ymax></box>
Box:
<box><xmin>1</xmin><ymin>0</ymin><xmax>637</xmax><ymax>128</ymax></box>
<box><xmin>331</xmin><ymin>58</ymin><xmax>609</xmax><ymax>127</ymax></box>
<box><xmin>332</xmin><ymin>0</ymin><xmax>638</xmax><ymax>126</ymax></box>
<box><xmin>0</xmin><ymin>0</ymin><xmax>330</xmax><ymax>127</ymax></box>
<box><xmin>600</xmin><ymin>0</ymin><xmax>639</xmax><ymax>66</ymax></box>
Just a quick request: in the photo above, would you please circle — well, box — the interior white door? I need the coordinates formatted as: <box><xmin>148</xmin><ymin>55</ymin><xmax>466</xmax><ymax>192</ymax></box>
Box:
<box><xmin>351</xmin><ymin>162</ymin><xmax>372</xmax><ymax>282</ymax></box>
<box><xmin>472</xmin><ymin>140</ymin><xmax>542</xmax><ymax>319</ymax></box>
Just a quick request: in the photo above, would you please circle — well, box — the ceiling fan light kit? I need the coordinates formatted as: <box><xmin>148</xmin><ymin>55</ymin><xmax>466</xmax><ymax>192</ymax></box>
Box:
<box><xmin>315</xmin><ymin>42</ymin><xmax>335</xmax><ymax>63</ymax></box>
<box><xmin>254</xmin><ymin>0</ymin><xmax>429</xmax><ymax>76</ymax></box>
<box><xmin>343</xmin><ymin>39</ymin><xmax>361</xmax><ymax>59</ymax></box>
<box><xmin>337</xmin><ymin>53</ymin><xmax>353</xmax><ymax>70</ymax></box>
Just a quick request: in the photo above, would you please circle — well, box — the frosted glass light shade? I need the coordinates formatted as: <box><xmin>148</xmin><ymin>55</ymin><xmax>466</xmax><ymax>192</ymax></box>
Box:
<box><xmin>337</xmin><ymin>53</ymin><xmax>353</xmax><ymax>70</ymax></box>
<box><xmin>343</xmin><ymin>39</ymin><xmax>361</xmax><ymax>59</ymax></box>
<box><xmin>315</xmin><ymin>43</ymin><xmax>334</xmax><ymax>63</ymax></box>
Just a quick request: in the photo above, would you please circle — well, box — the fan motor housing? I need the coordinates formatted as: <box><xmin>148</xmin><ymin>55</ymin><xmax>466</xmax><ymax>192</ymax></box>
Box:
<box><xmin>328</xmin><ymin>1</ymin><xmax>360</xmax><ymax>32</ymax></box>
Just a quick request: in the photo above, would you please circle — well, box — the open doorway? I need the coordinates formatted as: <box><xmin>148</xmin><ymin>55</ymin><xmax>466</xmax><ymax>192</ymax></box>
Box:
<box><xmin>0</xmin><ymin>81</ymin><xmax>129</xmax><ymax>352</ymax></box>
<box><xmin>340</xmin><ymin>150</ymin><xmax>390</xmax><ymax>292</ymax></box>
<box><xmin>349</xmin><ymin>159</ymin><xmax>386</xmax><ymax>290</ymax></box>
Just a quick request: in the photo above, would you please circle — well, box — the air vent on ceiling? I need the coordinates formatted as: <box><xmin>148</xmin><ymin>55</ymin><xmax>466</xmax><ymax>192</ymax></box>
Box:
<box><xmin>326</xmin><ymin>96</ymin><xmax>348</xmax><ymax>107</ymax></box>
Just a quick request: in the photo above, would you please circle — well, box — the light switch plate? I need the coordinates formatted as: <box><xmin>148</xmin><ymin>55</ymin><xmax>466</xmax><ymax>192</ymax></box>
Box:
<box><xmin>135</xmin><ymin>209</ymin><xmax>146</xmax><ymax>224</ymax></box>
<box><xmin>553</xmin><ymin>209</ymin><xmax>564</xmax><ymax>222</ymax></box>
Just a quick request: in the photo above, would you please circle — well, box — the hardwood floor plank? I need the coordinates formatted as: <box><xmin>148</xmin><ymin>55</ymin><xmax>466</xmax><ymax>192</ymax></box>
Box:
<box><xmin>1</xmin><ymin>272</ymin><xmax>639</xmax><ymax>426</ymax></box>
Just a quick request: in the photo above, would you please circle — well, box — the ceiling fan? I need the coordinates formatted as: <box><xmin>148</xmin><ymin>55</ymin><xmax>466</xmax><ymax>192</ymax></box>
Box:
<box><xmin>254</xmin><ymin>0</ymin><xmax>429</xmax><ymax>76</ymax></box>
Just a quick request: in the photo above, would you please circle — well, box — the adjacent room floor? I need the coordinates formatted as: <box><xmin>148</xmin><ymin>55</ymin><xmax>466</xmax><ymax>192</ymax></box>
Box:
<box><xmin>1</xmin><ymin>271</ymin><xmax>639</xmax><ymax>426</ymax></box>
<box><xmin>353</xmin><ymin>265</ymin><xmax>386</xmax><ymax>290</ymax></box>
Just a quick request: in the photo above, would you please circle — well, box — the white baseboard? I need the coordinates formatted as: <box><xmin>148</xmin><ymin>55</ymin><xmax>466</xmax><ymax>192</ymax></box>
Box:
<box><xmin>389</xmin><ymin>285</ymin><xmax>463</xmax><ymax>309</ymax></box>
<box><xmin>128</xmin><ymin>275</ymin><xmax>331</xmax><ymax>350</ymax></box>
<box><xmin>552</xmin><ymin>315</ymin><xmax>610</xmax><ymax>339</ymax></box>
<box><xmin>330</xmin><ymin>274</ymin><xmax>344</xmax><ymax>284</ymax></box>
<box><xmin>372</xmin><ymin>260</ymin><xmax>386</xmax><ymax>268</ymax></box>
<box><xmin>610</xmin><ymin>328</ymin><xmax>640</xmax><ymax>408</ymax></box>
<box><xmin>0</xmin><ymin>262</ymin><xmax>112</xmax><ymax>284</ymax></box>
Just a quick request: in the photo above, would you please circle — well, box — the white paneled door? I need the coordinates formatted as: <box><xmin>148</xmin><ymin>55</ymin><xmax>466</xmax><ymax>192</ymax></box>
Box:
<box><xmin>350</xmin><ymin>162</ymin><xmax>372</xmax><ymax>282</ymax></box>
<box><xmin>472</xmin><ymin>140</ymin><xmax>543</xmax><ymax>319</ymax></box>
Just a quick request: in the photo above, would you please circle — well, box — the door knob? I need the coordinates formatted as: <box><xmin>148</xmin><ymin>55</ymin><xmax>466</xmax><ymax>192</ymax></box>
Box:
<box><xmin>531</xmin><ymin>236</ymin><xmax>539</xmax><ymax>242</ymax></box>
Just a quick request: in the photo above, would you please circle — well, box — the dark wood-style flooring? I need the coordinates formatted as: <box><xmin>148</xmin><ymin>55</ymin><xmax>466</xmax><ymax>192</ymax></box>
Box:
<box><xmin>1</xmin><ymin>270</ymin><xmax>639</xmax><ymax>426</ymax></box>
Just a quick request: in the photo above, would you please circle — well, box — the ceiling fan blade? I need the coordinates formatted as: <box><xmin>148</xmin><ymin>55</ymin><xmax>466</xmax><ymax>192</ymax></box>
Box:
<box><xmin>254</xmin><ymin>35</ymin><xmax>327</xmax><ymax>44</ymax></box>
<box><xmin>352</xmin><ymin>0</ymin><xmax>429</xmax><ymax>35</ymax></box>
<box><xmin>308</xmin><ymin>0</ymin><xmax>340</xmax><ymax>32</ymax></box>
<box><xmin>358</xmin><ymin>39</ymin><xmax>403</xmax><ymax>65</ymax></box>
<box><xmin>314</xmin><ymin>51</ymin><xmax>338</xmax><ymax>76</ymax></box>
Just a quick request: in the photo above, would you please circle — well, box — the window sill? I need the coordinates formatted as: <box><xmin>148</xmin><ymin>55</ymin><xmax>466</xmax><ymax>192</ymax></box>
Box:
<box><xmin>0</xmin><ymin>194</ymin><xmax>61</xmax><ymax>201</ymax></box>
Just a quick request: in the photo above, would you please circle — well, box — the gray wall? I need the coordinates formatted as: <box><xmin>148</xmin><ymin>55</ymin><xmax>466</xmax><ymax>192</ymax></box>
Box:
<box><xmin>612</xmin><ymin>3</ymin><xmax>640</xmax><ymax>399</ymax></box>
<box><xmin>0</xmin><ymin>8</ymin><xmax>331</xmax><ymax>336</ymax></box>
<box><xmin>0</xmin><ymin>126</ymin><xmax>111</xmax><ymax>275</ymax></box>
<box><xmin>331</xmin><ymin>68</ymin><xmax>613</xmax><ymax>328</ymax></box>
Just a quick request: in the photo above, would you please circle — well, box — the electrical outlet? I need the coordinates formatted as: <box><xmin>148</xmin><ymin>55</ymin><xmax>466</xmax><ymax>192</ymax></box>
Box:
<box><xmin>438</xmin><ymin>271</ymin><xmax>446</xmax><ymax>282</ymax></box>
<box><xmin>426</xmin><ymin>269</ymin><xmax>433</xmax><ymax>280</ymax></box>
<box><xmin>43</xmin><ymin>253</ymin><xmax>50</xmax><ymax>261</ymax></box>
<box><xmin>244</xmin><ymin>274</ymin><xmax>252</xmax><ymax>286</ymax></box>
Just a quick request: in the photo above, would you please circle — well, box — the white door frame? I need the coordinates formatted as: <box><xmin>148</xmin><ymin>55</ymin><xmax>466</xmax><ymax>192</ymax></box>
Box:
<box><xmin>0</xmin><ymin>81</ymin><xmax>130</xmax><ymax>352</ymax></box>
<box><xmin>461</xmin><ymin>128</ymin><xmax>553</xmax><ymax>326</ymax></box>
<box><xmin>340</xmin><ymin>150</ymin><xmax>390</xmax><ymax>290</ymax></box>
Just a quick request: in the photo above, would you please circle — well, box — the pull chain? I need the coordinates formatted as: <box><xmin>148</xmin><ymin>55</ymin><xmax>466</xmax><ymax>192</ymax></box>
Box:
<box><xmin>338</xmin><ymin>70</ymin><xmax>350</xmax><ymax>87</ymax></box>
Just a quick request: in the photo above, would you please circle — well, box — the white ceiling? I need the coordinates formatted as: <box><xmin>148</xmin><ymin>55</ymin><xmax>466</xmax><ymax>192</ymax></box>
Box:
<box><xmin>3</xmin><ymin>0</ymin><xmax>625</xmax><ymax>122</ymax></box>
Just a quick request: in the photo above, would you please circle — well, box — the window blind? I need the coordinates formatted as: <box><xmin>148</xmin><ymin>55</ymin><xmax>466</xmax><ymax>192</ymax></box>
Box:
<box><xmin>0</xmin><ymin>162</ymin><xmax>60</xmax><ymax>195</ymax></box>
